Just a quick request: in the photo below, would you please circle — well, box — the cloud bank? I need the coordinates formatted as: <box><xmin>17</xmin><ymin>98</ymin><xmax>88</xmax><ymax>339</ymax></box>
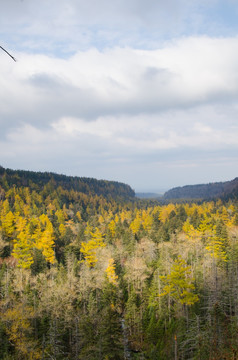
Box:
<box><xmin>1</xmin><ymin>1</ymin><xmax>238</xmax><ymax>190</ymax></box>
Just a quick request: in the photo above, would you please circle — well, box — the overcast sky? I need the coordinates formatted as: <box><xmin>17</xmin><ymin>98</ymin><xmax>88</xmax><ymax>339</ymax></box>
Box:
<box><xmin>1</xmin><ymin>0</ymin><xmax>238</xmax><ymax>192</ymax></box>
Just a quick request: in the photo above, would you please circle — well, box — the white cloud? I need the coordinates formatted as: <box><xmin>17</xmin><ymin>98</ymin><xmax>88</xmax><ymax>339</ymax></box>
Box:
<box><xmin>2</xmin><ymin>36</ymin><xmax>238</xmax><ymax>123</ymax></box>
<box><xmin>1</xmin><ymin>34</ymin><xmax>238</xmax><ymax>189</ymax></box>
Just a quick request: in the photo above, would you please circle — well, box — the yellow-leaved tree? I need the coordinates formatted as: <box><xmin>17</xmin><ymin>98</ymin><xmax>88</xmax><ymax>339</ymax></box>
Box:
<box><xmin>182</xmin><ymin>219</ymin><xmax>201</xmax><ymax>240</ymax></box>
<box><xmin>159</xmin><ymin>257</ymin><xmax>199</xmax><ymax>306</ymax></box>
<box><xmin>35</xmin><ymin>214</ymin><xmax>56</xmax><ymax>264</ymax></box>
<box><xmin>159</xmin><ymin>204</ymin><xmax>176</xmax><ymax>224</ymax></box>
<box><xmin>59</xmin><ymin>223</ymin><xmax>66</xmax><ymax>237</ymax></box>
<box><xmin>106</xmin><ymin>258</ymin><xmax>118</xmax><ymax>286</ymax></box>
<box><xmin>141</xmin><ymin>209</ymin><xmax>153</xmax><ymax>232</ymax></box>
<box><xmin>12</xmin><ymin>217</ymin><xmax>34</xmax><ymax>269</ymax></box>
<box><xmin>1</xmin><ymin>210</ymin><xmax>15</xmax><ymax>238</ymax></box>
<box><xmin>130</xmin><ymin>212</ymin><xmax>141</xmax><ymax>235</ymax></box>
<box><xmin>2</xmin><ymin>303</ymin><xmax>41</xmax><ymax>359</ymax></box>
<box><xmin>108</xmin><ymin>219</ymin><xmax>116</xmax><ymax>237</ymax></box>
<box><xmin>80</xmin><ymin>227</ymin><xmax>105</xmax><ymax>267</ymax></box>
<box><xmin>205</xmin><ymin>225</ymin><xmax>227</xmax><ymax>262</ymax></box>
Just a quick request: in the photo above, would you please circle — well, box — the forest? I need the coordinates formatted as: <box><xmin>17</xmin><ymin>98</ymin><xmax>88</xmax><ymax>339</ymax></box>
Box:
<box><xmin>163</xmin><ymin>177</ymin><xmax>238</xmax><ymax>200</ymax></box>
<box><xmin>0</xmin><ymin>168</ymin><xmax>238</xmax><ymax>359</ymax></box>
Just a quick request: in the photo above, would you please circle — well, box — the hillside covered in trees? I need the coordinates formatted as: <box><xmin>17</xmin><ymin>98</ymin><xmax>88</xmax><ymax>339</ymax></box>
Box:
<box><xmin>0</xmin><ymin>168</ymin><xmax>238</xmax><ymax>359</ymax></box>
<box><xmin>163</xmin><ymin>177</ymin><xmax>238</xmax><ymax>200</ymax></box>
<box><xmin>0</xmin><ymin>166</ymin><xmax>135</xmax><ymax>201</ymax></box>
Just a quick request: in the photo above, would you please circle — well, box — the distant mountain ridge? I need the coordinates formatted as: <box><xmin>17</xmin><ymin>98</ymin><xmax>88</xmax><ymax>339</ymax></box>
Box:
<box><xmin>163</xmin><ymin>177</ymin><xmax>238</xmax><ymax>200</ymax></box>
<box><xmin>0</xmin><ymin>166</ymin><xmax>135</xmax><ymax>200</ymax></box>
<box><xmin>136</xmin><ymin>192</ymin><xmax>163</xmax><ymax>199</ymax></box>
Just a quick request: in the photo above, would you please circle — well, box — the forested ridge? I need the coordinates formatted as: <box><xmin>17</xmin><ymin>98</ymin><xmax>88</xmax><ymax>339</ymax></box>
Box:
<box><xmin>164</xmin><ymin>177</ymin><xmax>238</xmax><ymax>200</ymax></box>
<box><xmin>0</xmin><ymin>169</ymin><xmax>238</xmax><ymax>359</ymax></box>
<box><xmin>0</xmin><ymin>166</ymin><xmax>135</xmax><ymax>200</ymax></box>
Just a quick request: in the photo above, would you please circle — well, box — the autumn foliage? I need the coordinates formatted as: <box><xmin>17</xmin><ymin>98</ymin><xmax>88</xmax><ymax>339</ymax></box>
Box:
<box><xmin>0</xmin><ymin>169</ymin><xmax>238</xmax><ymax>359</ymax></box>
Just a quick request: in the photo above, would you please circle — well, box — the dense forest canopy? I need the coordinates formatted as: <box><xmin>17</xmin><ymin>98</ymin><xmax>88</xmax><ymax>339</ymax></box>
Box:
<box><xmin>164</xmin><ymin>177</ymin><xmax>238</xmax><ymax>200</ymax></box>
<box><xmin>0</xmin><ymin>167</ymin><xmax>238</xmax><ymax>359</ymax></box>
<box><xmin>0</xmin><ymin>166</ymin><xmax>135</xmax><ymax>200</ymax></box>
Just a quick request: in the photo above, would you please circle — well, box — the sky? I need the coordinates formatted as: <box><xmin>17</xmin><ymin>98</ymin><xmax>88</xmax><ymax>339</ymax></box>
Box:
<box><xmin>1</xmin><ymin>0</ymin><xmax>238</xmax><ymax>192</ymax></box>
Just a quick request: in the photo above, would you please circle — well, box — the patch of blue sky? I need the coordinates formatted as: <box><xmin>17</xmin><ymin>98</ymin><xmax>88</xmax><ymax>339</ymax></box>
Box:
<box><xmin>200</xmin><ymin>0</ymin><xmax>238</xmax><ymax>36</ymax></box>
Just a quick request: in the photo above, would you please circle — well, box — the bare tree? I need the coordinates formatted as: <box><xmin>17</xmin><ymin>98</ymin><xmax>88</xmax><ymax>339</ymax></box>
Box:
<box><xmin>0</xmin><ymin>46</ymin><xmax>16</xmax><ymax>61</ymax></box>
